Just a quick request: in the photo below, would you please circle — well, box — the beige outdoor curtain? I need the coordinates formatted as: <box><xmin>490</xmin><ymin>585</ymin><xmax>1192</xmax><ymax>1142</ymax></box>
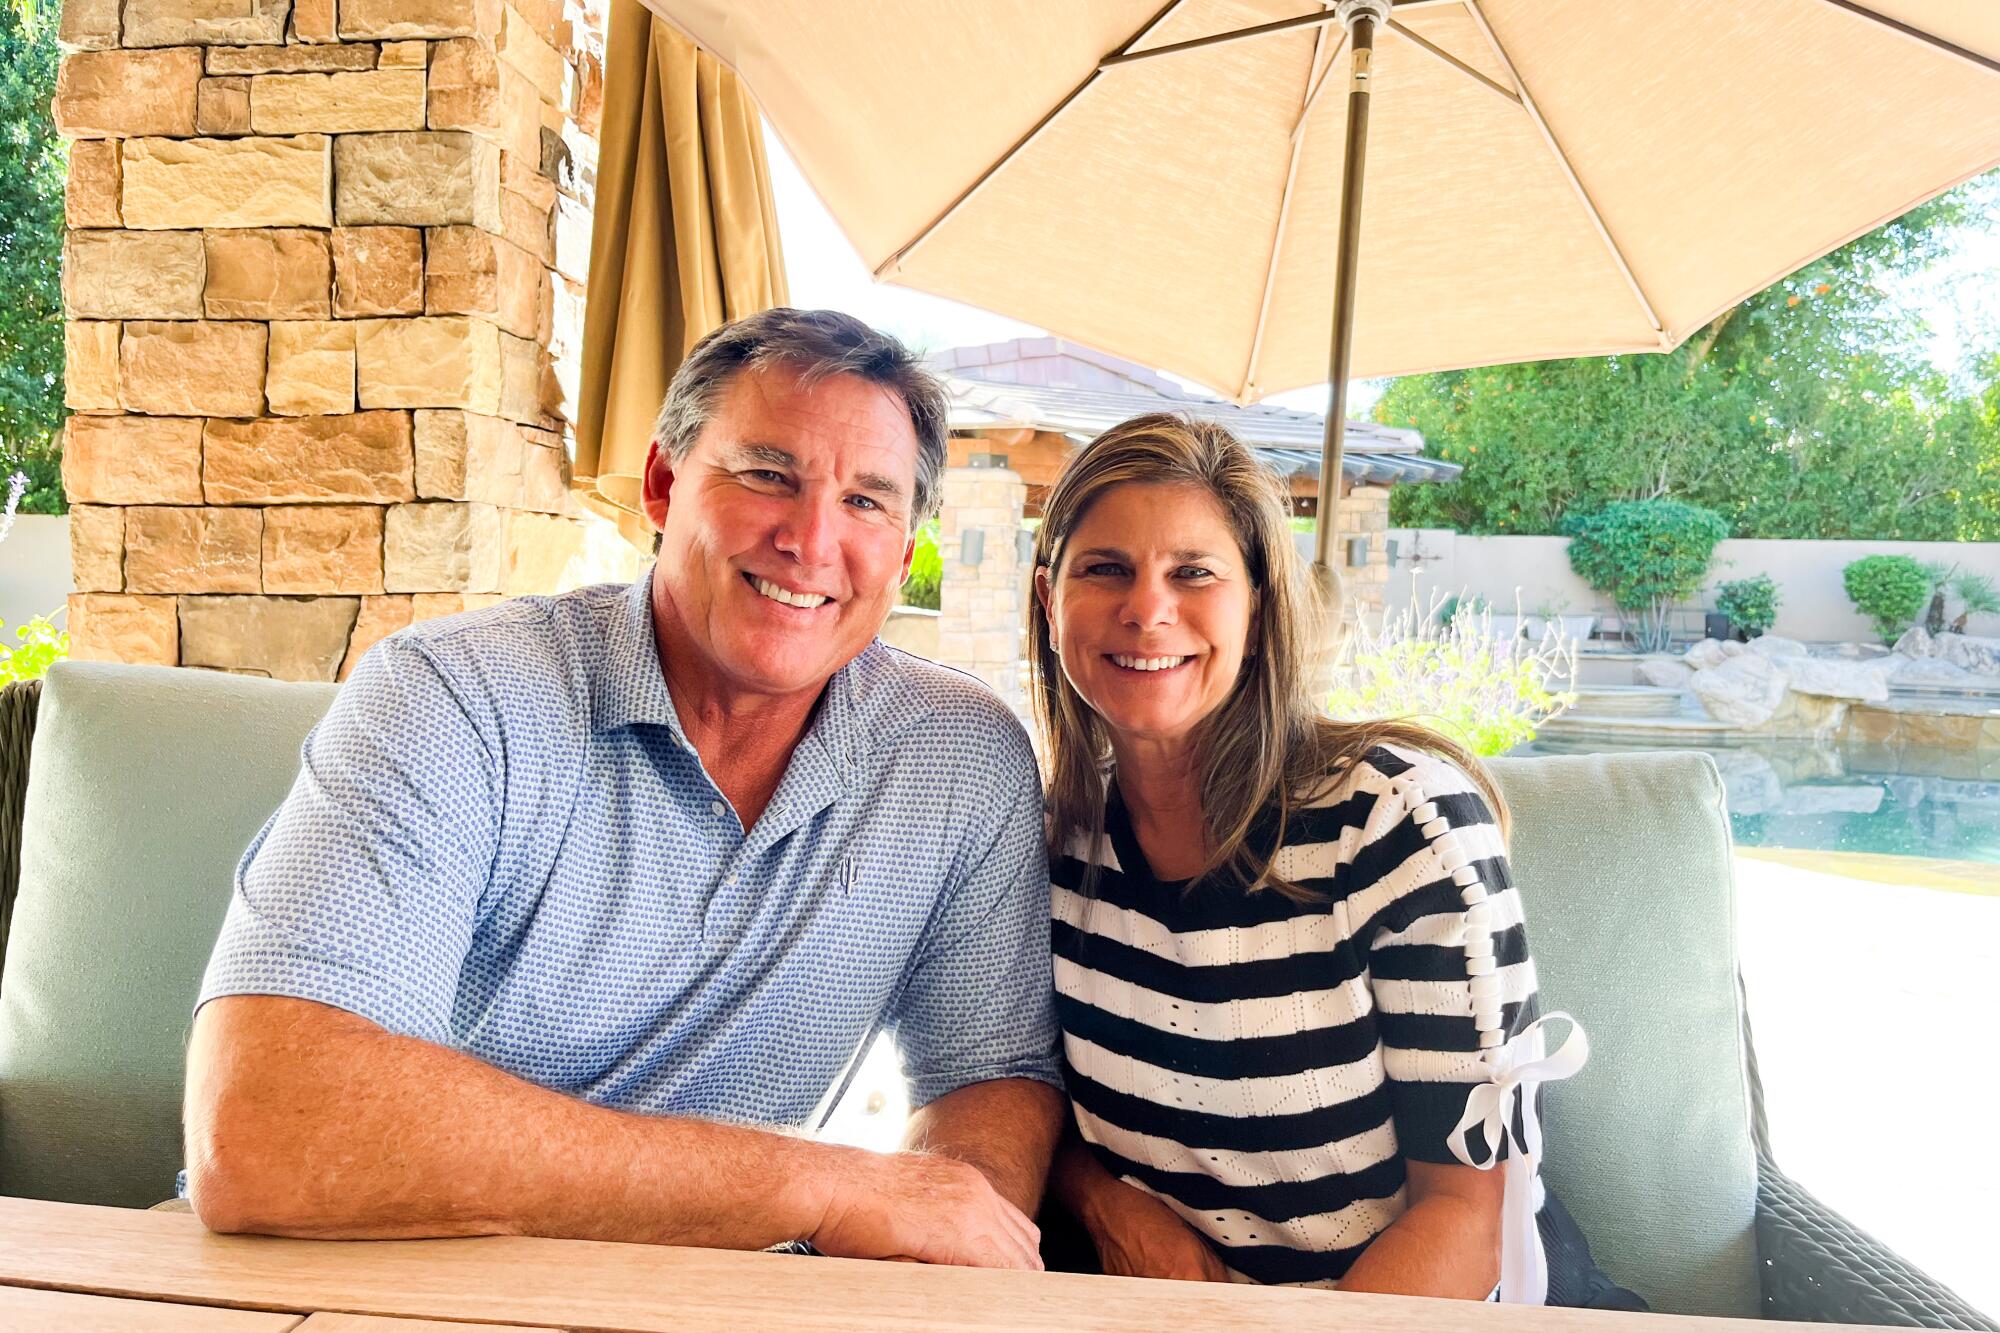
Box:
<box><xmin>574</xmin><ymin>0</ymin><xmax>788</xmax><ymax>545</ymax></box>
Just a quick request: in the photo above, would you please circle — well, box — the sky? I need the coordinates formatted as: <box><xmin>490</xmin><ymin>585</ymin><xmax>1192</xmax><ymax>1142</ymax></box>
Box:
<box><xmin>766</xmin><ymin>125</ymin><xmax>1999</xmax><ymax>415</ymax></box>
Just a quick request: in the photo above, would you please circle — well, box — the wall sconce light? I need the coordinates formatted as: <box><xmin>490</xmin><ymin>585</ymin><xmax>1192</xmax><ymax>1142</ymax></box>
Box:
<box><xmin>1345</xmin><ymin>536</ymin><xmax>1369</xmax><ymax>567</ymax></box>
<box><xmin>1385</xmin><ymin>538</ymin><xmax>1401</xmax><ymax>566</ymax></box>
<box><xmin>959</xmin><ymin>528</ymin><xmax>986</xmax><ymax>566</ymax></box>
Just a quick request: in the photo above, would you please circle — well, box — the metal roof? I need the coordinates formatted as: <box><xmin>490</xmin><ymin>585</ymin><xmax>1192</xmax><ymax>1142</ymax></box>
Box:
<box><xmin>937</xmin><ymin>344</ymin><xmax>1461</xmax><ymax>487</ymax></box>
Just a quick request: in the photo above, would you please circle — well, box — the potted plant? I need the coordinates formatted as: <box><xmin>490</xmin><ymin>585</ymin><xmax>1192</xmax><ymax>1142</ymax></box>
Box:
<box><xmin>1714</xmin><ymin>574</ymin><xmax>1779</xmax><ymax>641</ymax></box>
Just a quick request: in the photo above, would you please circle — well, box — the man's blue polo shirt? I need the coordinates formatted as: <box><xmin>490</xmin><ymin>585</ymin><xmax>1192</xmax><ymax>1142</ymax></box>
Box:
<box><xmin>198</xmin><ymin>567</ymin><xmax>1061</xmax><ymax>1123</ymax></box>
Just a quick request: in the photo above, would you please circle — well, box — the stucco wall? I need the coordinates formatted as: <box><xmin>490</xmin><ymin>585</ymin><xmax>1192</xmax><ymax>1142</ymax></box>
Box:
<box><xmin>0</xmin><ymin>515</ymin><xmax>73</xmax><ymax>632</ymax></box>
<box><xmin>1386</xmin><ymin>528</ymin><xmax>2000</xmax><ymax>642</ymax></box>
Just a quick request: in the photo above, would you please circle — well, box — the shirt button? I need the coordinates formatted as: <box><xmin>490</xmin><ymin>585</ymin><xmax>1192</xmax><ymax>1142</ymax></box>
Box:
<box><xmin>710</xmin><ymin>800</ymin><xmax>725</xmax><ymax>817</ymax></box>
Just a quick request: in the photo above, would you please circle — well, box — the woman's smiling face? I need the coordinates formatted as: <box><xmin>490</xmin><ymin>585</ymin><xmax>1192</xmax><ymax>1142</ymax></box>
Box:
<box><xmin>1040</xmin><ymin>481</ymin><xmax>1257</xmax><ymax>752</ymax></box>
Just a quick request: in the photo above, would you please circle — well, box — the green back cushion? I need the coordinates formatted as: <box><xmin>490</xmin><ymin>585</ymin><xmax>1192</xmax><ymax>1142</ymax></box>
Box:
<box><xmin>1490</xmin><ymin>751</ymin><xmax>1758</xmax><ymax>1318</ymax></box>
<box><xmin>0</xmin><ymin>665</ymin><xmax>1758</xmax><ymax>1317</ymax></box>
<box><xmin>0</xmin><ymin>662</ymin><xmax>337</xmax><ymax>1207</ymax></box>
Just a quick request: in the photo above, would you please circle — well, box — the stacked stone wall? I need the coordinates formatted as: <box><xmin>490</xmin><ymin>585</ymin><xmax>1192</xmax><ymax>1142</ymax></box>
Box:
<box><xmin>55</xmin><ymin>0</ymin><xmax>631</xmax><ymax>681</ymax></box>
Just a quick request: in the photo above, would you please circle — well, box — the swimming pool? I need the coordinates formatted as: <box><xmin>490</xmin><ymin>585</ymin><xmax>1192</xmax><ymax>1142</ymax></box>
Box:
<box><xmin>1515</xmin><ymin>736</ymin><xmax>2000</xmax><ymax>867</ymax></box>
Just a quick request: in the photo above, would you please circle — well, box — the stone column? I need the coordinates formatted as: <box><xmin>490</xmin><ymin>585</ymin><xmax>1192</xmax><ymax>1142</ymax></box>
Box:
<box><xmin>1340</xmin><ymin>483</ymin><xmax>1392</xmax><ymax>630</ymax></box>
<box><xmin>937</xmin><ymin>465</ymin><xmax>1027</xmax><ymax>710</ymax></box>
<box><xmin>54</xmin><ymin>0</ymin><xmax>636</xmax><ymax>681</ymax></box>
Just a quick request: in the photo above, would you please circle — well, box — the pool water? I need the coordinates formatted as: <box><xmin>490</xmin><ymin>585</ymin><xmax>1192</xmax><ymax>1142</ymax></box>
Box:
<box><xmin>1515</xmin><ymin>737</ymin><xmax>2000</xmax><ymax>866</ymax></box>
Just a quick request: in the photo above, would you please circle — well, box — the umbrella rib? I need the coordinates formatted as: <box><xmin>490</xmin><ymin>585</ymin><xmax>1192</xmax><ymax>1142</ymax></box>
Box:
<box><xmin>871</xmin><ymin>0</ymin><xmax>1195</xmax><ymax>278</ymax></box>
<box><xmin>1290</xmin><ymin>30</ymin><xmax>1350</xmax><ymax>139</ymax></box>
<box><xmin>1383</xmin><ymin>20</ymin><xmax>1519</xmax><ymax>106</ymax></box>
<box><xmin>1246</xmin><ymin>19</ymin><xmax>1345</xmax><ymax>400</ymax></box>
<box><xmin>1463</xmin><ymin>0</ymin><xmax>1671</xmax><ymax>350</ymax></box>
<box><xmin>1811</xmin><ymin>0</ymin><xmax>2000</xmax><ymax>78</ymax></box>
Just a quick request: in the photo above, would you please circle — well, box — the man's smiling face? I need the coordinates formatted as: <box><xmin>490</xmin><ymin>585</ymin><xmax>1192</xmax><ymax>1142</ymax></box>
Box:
<box><xmin>642</xmin><ymin>362</ymin><xmax>920</xmax><ymax>704</ymax></box>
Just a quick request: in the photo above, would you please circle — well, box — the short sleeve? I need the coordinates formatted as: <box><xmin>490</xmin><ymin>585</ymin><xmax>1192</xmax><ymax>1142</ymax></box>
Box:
<box><xmin>196</xmin><ymin>637</ymin><xmax>501</xmax><ymax>1044</ymax></box>
<box><xmin>1354</xmin><ymin>749</ymin><xmax>1540</xmax><ymax>1164</ymax></box>
<box><xmin>888</xmin><ymin>726</ymin><xmax>1063</xmax><ymax>1108</ymax></box>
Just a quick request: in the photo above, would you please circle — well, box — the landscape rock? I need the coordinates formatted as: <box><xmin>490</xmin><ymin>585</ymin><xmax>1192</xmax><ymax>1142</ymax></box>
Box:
<box><xmin>1892</xmin><ymin>626</ymin><xmax>1934</xmax><ymax>658</ymax></box>
<box><xmin>1689</xmin><ymin>653</ymin><xmax>1790</xmax><ymax>729</ymax></box>
<box><xmin>124</xmin><ymin>505</ymin><xmax>263</xmax><ymax>593</ymax></box>
<box><xmin>119</xmin><ymin>320</ymin><xmax>268</xmax><ymax>416</ymax></box>
<box><xmin>63</xmin><ymin>230</ymin><xmax>205</xmax><ymax>319</ymax></box>
<box><xmin>1936</xmin><ymin>634</ymin><xmax>2000</xmax><ymax>679</ymax></box>
<box><xmin>202</xmin><ymin>227</ymin><xmax>331</xmax><ymax>318</ymax></box>
<box><xmin>1745</xmin><ymin>634</ymin><xmax>1808</xmax><ymax>660</ymax></box>
<box><xmin>203</xmin><ymin>412</ymin><xmax>414</xmax><ymax>504</ymax></box>
<box><xmin>1683</xmin><ymin>637</ymin><xmax>1732</xmax><ymax>671</ymax></box>
<box><xmin>1636</xmin><ymin>657</ymin><xmax>1694</xmax><ymax>691</ymax></box>
<box><xmin>1890</xmin><ymin>656</ymin><xmax>1980</xmax><ymax>688</ymax></box>
<box><xmin>178</xmin><ymin>594</ymin><xmax>360</xmax><ymax>682</ymax></box>
<box><xmin>1778</xmin><ymin>654</ymin><xmax>1895</xmax><ymax>703</ymax></box>
<box><xmin>122</xmin><ymin>134</ymin><xmax>332</xmax><ymax>228</ymax></box>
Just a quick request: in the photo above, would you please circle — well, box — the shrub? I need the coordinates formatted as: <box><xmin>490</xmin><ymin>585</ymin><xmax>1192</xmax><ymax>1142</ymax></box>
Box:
<box><xmin>1715</xmin><ymin>574</ymin><xmax>1779</xmax><ymax>638</ymax></box>
<box><xmin>900</xmin><ymin>519</ymin><xmax>941</xmax><ymax>610</ymax></box>
<box><xmin>1843</xmin><ymin>554</ymin><xmax>1930</xmax><ymax>644</ymax></box>
<box><xmin>1561</xmin><ymin>499</ymin><xmax>1729</xmax><ymax>651</ymax></box>
<box><xmin>1329</xmin><ymin>594</ymin><xmax>1576</xmax><ymax>757</ymax></box>
<box><xmin>1947</xmin><ymin>572</ymin><xmax>2000</xmax><ymax>634</ymax></box>
<box><xmin>0</xmin><ymin>614</ymin><xmax>65</xmax><ymax>684</ymax></box>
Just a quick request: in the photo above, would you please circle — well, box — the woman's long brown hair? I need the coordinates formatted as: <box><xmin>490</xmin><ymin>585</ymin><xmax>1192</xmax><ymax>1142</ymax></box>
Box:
<box><xmin>1029</xmin><ymin>413</ymin><xmax>1508</xmax><ymax>901</ymax></box>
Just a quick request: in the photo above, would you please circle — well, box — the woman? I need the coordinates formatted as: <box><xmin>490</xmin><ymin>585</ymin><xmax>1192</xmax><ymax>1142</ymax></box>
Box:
<box><xmin>1029</xmin><ymin>414</ymin><xmax>1630</xmax><ymax>1305</ymax></box>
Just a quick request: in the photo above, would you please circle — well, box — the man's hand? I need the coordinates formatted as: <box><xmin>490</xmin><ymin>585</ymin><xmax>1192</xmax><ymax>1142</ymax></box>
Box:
<box><xmin>808</xmin><ymin>1150</ymin><xmax>1044</xmax><ymax>1270</ymax></box>
<box><xmin>1083</xmin><ymin>1177</ymin><xmax>1229</xmax><ymax>1282</ymax></box>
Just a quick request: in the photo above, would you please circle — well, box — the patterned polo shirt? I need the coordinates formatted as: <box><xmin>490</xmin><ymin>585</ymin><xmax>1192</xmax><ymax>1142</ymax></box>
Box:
<box><xmin>198</xmin><ymin>567</ymin><xmax>1061</xmax><ymax>1125</ymax></box>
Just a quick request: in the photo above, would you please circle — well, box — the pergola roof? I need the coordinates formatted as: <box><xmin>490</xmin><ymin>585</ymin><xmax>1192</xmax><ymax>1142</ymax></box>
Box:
<box><xmin>936</xmin><ymin>339</ymin><xmax>1461</xmax><ymax>486</ymax></box>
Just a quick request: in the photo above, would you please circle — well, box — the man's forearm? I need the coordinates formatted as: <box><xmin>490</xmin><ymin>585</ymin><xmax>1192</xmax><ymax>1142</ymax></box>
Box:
<box><xmin>900</xmin><ymin>1077</ymin><xmax>1065</xmax><ymax>1216</ymax></box>
<box><xmin>186</xmin><ymin>995</ymin><xmax>842</xmax><ymax>1248</ymax></box>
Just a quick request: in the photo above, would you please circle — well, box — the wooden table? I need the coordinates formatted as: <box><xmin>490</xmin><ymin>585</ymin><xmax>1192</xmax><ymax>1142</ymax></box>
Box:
<box><xmin>0</xmin><ymin>1195</ymin><xmax>1890</xmax><ymax>1331</ymax></box>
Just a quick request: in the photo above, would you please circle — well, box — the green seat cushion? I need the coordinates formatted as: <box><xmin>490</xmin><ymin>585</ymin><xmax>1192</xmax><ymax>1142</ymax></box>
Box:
<box><xmin>0</xmin><ymin>661</ymin><xmax>337</xmax><ymax>1207</ymax></box>
<box><xmin>1490</xmin><ymin>750</ymin><xmax>1758</xmax><ymax>1318</ymax></box>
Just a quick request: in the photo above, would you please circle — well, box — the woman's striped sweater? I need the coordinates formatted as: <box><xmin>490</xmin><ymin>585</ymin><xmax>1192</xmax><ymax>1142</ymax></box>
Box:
<box><xmin>1052</xmin><ymin>743</ymin><xmax>1542</xmax><ymax>1288</ymax></box>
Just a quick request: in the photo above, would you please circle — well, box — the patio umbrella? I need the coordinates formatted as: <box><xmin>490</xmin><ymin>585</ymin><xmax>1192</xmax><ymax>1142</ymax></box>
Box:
<box><xmin>574</xmin><ymin>0</ymin><xmax>787</xmax><ymax>546</ymax></box>
<box><xmin>633</xmin><ymin>0</ymin><xmax>2000</xmax><ymax>578</ymax></box>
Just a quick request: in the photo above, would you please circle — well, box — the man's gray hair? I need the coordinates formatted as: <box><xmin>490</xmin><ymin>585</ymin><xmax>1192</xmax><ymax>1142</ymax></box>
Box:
<box><xmin>652</xmin><ymin>308</ymin><xmax>950</xmax><ymax>524</ymax></box>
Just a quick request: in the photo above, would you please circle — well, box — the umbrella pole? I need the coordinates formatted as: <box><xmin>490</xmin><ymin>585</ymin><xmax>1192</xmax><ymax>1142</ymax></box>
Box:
<box><xmin>1312</xmin><ymin>0</ymin><xmax>1390</xmax><ymax>603</ymax></box>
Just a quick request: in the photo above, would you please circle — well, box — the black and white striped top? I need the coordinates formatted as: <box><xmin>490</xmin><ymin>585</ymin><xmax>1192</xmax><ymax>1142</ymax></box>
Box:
<box><xmin>1052</xmin><ymin>743</ymin><xmax>1541</xmax><ymax>1289</ymax></box>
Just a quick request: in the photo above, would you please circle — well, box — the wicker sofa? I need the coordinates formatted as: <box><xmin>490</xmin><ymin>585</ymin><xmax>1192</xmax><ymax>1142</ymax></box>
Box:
<box><xmin>0</xmin><ymin>662</ymin><xmax>1990</xmax><ymax>1327</ymax></box>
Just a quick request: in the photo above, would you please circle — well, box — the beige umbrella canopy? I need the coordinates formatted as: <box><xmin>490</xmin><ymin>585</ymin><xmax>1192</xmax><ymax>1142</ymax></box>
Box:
<box><xmin>640</xmin><ymin>0</ymin><xmax>1999</xmax><ymax>568</ymax></box>
<box><xmin>639</xmin><ymin>0</ymin><xmax>1998</xmax><ymax>396</ymax></box>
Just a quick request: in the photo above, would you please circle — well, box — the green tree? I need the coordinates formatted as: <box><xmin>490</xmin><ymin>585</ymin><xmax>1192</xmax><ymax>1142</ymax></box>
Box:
<box><xmin>1562</xmin><ymin>500</ymin><xmax>1729</xmax><ymax>650</ymax></box>
<box><xmin>0</xmin><ymin>1</ymin><xmax>66</xmax><ymax>514</ymax></box>
<box><xmin>1381</xmin><ymin>174</ymin><xmax>2000</xmax><ymax>541</ymax></box>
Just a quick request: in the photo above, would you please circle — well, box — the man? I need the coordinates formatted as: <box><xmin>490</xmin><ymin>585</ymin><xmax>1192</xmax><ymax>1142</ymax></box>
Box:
<box><xmin>184</xmin><ymin>309</ymin><xmax>1063</xmax><ymax>1269</ymax></box>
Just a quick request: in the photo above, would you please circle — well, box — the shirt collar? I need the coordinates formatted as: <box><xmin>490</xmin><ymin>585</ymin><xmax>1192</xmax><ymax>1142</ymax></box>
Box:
<box><xmin>591</xmin><ymin>565</ymin><xmax>926</xmax><ymax>772</ymax></box>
